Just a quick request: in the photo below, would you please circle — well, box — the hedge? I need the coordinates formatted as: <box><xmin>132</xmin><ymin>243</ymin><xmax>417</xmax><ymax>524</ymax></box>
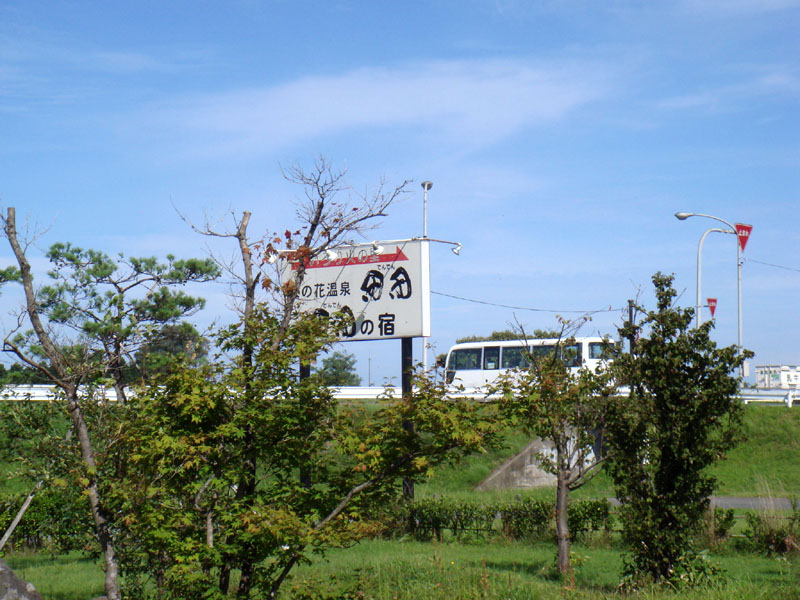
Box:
<box><xmin>403</xmin><ymin>497</ymin><xmax>614</xmax><ymax>542</ymax></box>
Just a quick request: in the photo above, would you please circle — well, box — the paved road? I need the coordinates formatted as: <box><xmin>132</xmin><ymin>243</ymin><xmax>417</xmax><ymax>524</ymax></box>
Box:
<box><xmin>606</xmin><ymin>496</ymin><xmax>795</xmax><ymax>510</ymax></box>
<box><xmin>710</xmin><ymin>496</ymin><xmax>795</xmax><ymax>510</ymax></box>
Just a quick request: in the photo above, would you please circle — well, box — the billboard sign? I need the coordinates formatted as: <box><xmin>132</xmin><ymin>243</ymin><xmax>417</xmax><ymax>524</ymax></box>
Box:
<box><xmin>282</xmin><ymin>239</ymin><xmax>431</xmax><ymax>341</ymax></box>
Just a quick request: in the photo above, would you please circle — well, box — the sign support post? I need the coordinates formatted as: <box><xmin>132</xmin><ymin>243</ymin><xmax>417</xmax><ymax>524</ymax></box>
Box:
<box><xmin>299</xmin><ymin>362</ymin><xmax>311</xmax><ymax>489</ymax></box>
<box><xmin>401</xmin><ymin>337</ymin><xmax>414</xmax><ymax>500</ymax></box>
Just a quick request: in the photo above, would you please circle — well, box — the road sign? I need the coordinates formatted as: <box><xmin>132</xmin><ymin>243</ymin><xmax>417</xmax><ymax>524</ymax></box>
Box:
<box><xmin>282</xmin><ymin>239</ymin><xmax>431</xmax><ymax>341</ymax></box>
<box><xmin>735</xmin><ymin>223</ymin><xmax>753</xmax><ymax>252</ymax></box>
<box><xmin>707</xmin><ymin>297</ymin><xmax>717</xmax><ymax>318</ymax></box>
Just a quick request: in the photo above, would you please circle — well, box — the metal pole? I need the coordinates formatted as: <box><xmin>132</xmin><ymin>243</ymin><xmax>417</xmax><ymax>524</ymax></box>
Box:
<box><xmin>696</xmin><ymin>228</ymin><xmax>733</xmax><ymax>328</ymax></box>
<box><xmin>421</xmin><ymin>181</ymin><xmax>432</xmax><ymax>239</ymax></box>
<box><xmin>421</xmin><ymin>182</ymin><xmax>432</xmax><ymax>375</ymax></box>
<box><xmin>737</xmin><ymin>239</ymin><xmax>742</xmax><ymax>354</ymax></box>
<box><xmin>401</xmin><ymin>337</ymin><xmax>414</xmax><ymax>500</ymax></box>
<box><xmin>675</xmin><ymin>212</ymin><xmax>743</xmax><ymax>376</ymax></box>
<box><xmin>299</xmin><ymin>362</ymin><xmax>311</xmax><ymax>488</ymax></box>
<box><xmin>628</xmin><ymin>299</ymin><xmax>636</xmax><ymax>353</ymax></box>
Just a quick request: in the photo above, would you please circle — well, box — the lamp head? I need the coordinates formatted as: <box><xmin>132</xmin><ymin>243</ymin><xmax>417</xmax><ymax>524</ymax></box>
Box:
<box><xmin>371</xmin><ymin>242</ymin><xmax>384</xmax><ymax>255</ymax></box>
<box><xmin>674</xmin><ymin>212</ymin><xmax>693</xmax><ymax>220</ymax></box>
<box><xmin>421</xmin><ymin>181</ymin><xmax>433</xmax><ymax>191</ymax></box>
<box><xmin>451</xmin><ymin>243</ymin><xmax>462</xmax><ymax>256</ymax></box>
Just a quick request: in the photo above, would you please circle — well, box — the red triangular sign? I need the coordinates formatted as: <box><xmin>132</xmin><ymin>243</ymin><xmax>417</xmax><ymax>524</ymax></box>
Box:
<box><xmin>707</xmin><ymin>298</ymin><xmax>717</xmax><ymax>318</ymax></box>
<box><xmin>735</xmin><ymin>223</ymin><xmax>753</xmax><ymax>252</ymax></box>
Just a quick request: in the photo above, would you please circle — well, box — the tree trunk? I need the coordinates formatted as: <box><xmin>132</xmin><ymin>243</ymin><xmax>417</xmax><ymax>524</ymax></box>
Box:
<box><xmin>3</xmin><ymin>207</ymin><xmax>121</xmax><ymax>600</ymax></box>
<box><xmin>67</xmin><ymin>390</ymin><xmax>121</xmax><ymax>599</ymax></box>
<box><xmin>555</xmin><ymin>467</ymin><xmax>571</xmax><ymax>577</ymax></box>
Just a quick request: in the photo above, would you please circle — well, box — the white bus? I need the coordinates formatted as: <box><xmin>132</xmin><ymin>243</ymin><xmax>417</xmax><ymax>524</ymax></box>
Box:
<box><xmin>444</xmin><ymin>336</ymin><xmax>616</xmax><ymax>392</ymax></box>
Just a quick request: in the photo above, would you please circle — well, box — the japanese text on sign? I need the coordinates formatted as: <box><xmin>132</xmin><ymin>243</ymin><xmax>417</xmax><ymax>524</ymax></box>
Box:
<box><xmin>282</xmin><ymin>239</ymin><xmax>431</xmax><ymax>341</ymax></box>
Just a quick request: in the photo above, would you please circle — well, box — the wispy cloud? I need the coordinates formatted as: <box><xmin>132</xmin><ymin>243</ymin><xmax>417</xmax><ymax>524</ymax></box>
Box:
<box><xmin>657</xmin><ymin>66</ymin><xmax>800</xmax><ymax>112</ymax></box>
<box><xmin>0</xmin><ymin>36</ymin><xmax>213</xmax><ymax>112</ymax></box>
<box><xmin>131</xmin><ymin>58</ymin><xmax>614</xmax><ymax>159</ymax></box>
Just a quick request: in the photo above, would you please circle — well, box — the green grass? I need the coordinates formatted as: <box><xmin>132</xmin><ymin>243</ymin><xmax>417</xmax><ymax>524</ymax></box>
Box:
<box><xmin>3</xmin><ymin>404</ymin><xmax>800</xmax><ymax>599</ymax></box>
<box><xmin>710</xmin><ymin>405</ymin><xmax>800</xmax><ymax>496</ymax></box>
<box><xmin>414</xmin><ymin>428</ymin><xmax>534</xmax><ymax>500</ymax></box>
<box><xmin>3</xmin><ymin>551</ymin><xmax>105</xmax><ymax>600</ymax></box>
<box><xmin>285</xmin><ymin>538</ymin><xmax>800</xmax><ymax>599</ymax></box>
<box><xmin>6</xmin><ymin>540</ymin><xmax>800</xmax><ymax>600</ymax></box>
<box><xmin>415</xmin><ymin>404</ymin><xmax>800</xmax><ymax>501</ymax></box>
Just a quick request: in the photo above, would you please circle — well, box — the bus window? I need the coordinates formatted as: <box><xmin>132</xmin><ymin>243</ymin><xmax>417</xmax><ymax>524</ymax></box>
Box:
<box><xmin>501</xmin><ymin>347</ymin><xmax>529</xmax><ymax>369</ymax></box>
<box><xmin>483</xmin><ymin>347</ymin><xmax>500</xmax><ymax>370</ymax></box>
<box><xmin>560</xmin><ymin>344</ymin><xmax>582</xmax><ymax>368</ymax></box>
<box><xmin>528</xmin><ymin>344</ymin><xmax>581</xmax><ymax>367</ymax></box>
<box><xmin>528</xmin><ymin>345</ymin><xmax>555</xmax><ymax>361</ymax></box>
<box><xmin>450</xmin><ymin>348</ymin><xmax>482</xmax><ymax>370</ymax></box>
<box><xmin>589</xmin><ymin>341</ymin><xmax>616</xmax><ymax>359</ymax></box>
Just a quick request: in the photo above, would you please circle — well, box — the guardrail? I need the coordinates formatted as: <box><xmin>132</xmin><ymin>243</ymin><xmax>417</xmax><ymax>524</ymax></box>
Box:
<box><xmin>0</xmin><ymin>384</ymin><xmax>402</xmax><ymax>403</ymax></box>
<box><xmin>0</xmin><ymin>384</ymin><xmax>796</xmax><ymax>406</ymax></box>
<box><xmin>738</xmin><ymin>388</ymin><xmax>796</xmax><ymax>407</ymax></box>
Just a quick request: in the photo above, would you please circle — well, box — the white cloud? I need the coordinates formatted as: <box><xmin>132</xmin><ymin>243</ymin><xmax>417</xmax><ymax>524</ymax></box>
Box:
<box><xmin>656</xmin><ymin>66</ymin><xmax>800</xmax><ymax>113</ymax></box>
<box><xmin>133</xmin><ymin>58</ymin><xmax>613</xmax><ymax>159</ymax></box>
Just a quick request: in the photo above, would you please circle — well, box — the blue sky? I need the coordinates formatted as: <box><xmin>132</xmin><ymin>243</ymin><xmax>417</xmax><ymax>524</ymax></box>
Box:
<box><xmin>1</xmin><ymin>1</ymin><xmax>798</xmax><ymax>384</ymax></box>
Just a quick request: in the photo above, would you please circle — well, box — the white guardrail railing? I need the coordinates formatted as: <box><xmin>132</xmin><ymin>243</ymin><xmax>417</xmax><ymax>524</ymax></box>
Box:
<box><xmin>0</xmin><ymin>385</ymin><xmax>403</xmax><ymax>403</ymax></box>
<box><xmin>0</xmin><ymin>384</ymin><xmax>796</xmax><ymax>407</ymax></box>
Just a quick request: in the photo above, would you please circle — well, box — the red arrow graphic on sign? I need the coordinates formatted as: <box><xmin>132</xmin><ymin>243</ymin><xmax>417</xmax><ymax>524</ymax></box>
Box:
<box><xmin>735</xmin><ymin>223</ymin><xmax>753</xmax><ymax>252</ymax></box>
<box><xmin>291</xmin><ymin>246</ymin><xmax>409</xmax><ymax>271</ymax></box>
<box><xmin>707</xmin><ymin>298</ymin><xmax>717</xmax><ymax>318</ymax></box>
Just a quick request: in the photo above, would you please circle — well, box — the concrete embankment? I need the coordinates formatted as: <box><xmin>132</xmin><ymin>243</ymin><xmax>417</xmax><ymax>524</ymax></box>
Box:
<box><xmin>476</xmin><ymin>439</ymin><xmax>556</xmax><ymax>490</ymax></box>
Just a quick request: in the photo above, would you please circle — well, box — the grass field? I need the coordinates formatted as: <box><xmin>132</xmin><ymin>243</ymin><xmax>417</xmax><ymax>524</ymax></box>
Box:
<box><xmin>8</xmin><ymin>539</ymin><xmax>799</xmax><ymax>600</ymax></box>
<box><xmin>285</xmin><ymin>539</ymin><xmax>800</xmax><ymax>600</ymax></box>
<box><xmin>2</xmin><ymin>404</ymin><xmax>800</xmax><ymax>598</ymax></box>
<box><xmin>417</xmin><ymin>404</ymin><xmax>800</xmax><ymax>499</ymax></box>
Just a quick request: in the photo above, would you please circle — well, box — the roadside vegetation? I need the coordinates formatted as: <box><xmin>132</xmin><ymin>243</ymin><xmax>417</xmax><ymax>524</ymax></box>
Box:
<box><xmin>1</xmin><ymin>167</ymin><xmax>799</xmax><ymax>598</ymax></box>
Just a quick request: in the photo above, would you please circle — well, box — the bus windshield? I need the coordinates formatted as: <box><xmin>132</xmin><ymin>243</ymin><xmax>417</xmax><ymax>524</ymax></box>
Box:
<box><xmin>449</xmin><ymin>348</ymin><xmax>482</xmax><ymax>370</ymax></box>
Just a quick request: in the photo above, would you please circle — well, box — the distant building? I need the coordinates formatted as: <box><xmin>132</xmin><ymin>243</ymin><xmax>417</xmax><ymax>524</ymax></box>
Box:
<box><xmin>755</xmin><ymin>365</ymin><xmax>800</xmax><ymax>389</ymax></box>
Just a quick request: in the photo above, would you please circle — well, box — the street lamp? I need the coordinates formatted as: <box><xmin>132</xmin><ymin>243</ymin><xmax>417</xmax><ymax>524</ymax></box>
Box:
<box><xmin>675</xmin><ymin>212</ymin><xmax>743</xmax><ymax>373</ymax></box>
<box><xmin>420</xmin><ymin>181</ymin><xmax>433</xmax><ymax>374</ymax></box>
<box><xmin>695</xmin><ymin>228</ymin><xmax>735</xmax><ymax>328</ymax></box>
<box><xmin>421</xmin><ymin>181</ymin><xmax>432</xmax><ymax>238</ymax></box>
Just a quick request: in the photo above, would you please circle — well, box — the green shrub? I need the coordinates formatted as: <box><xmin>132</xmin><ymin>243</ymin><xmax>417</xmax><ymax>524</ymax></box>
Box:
<box><xmin>499</xmin><ymin>498</ymin><xmax>552</xmax><ymax>540</ymax></box>
<box><xmin>744</xmin><ymin>505</ymin><xmax>800</xmax><ymax>556</ymax></box>
<box><xmin>567</xmin><ymin>498</ymin><xmax>614</xmax><ymax>541</ymax></box>
<box><xmin>404</xmin><ymin>498</ymin><xmax>495</xmax><ymax>541</ymax></box>
<box><xmin>0</xmin><ymin>484</ymin><xmax>94</xmax><ymax>553</ymax></box>
<box><xmin>403</xmin><ymin>497</ymin><xmax>613</xmax><ymax>543</ymax></box>
<box><xmin>619</xmin><ymin>549</ymin><xmax>724</xmax><ymax>591</ymax></box>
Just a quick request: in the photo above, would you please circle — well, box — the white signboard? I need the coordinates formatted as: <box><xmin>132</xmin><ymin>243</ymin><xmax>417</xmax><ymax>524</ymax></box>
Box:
<box><xmin>282</xmin><ymin>239</ymin><xmax>431</xmax><ymax>341</ymax></box>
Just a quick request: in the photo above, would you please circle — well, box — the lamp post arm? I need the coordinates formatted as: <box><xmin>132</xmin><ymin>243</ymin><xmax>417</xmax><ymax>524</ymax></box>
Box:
<box><xmin>675</xmin><ymin>211</ymin><xmax>745</xmax><ymax>377</ymax></box>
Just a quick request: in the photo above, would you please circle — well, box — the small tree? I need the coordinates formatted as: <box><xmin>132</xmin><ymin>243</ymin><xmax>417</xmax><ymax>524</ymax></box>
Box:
<box><xmin>111</xmin><ymin>308</ymin><xmax>501</xmax><ymax>599</ymax></box>
<box><xmin>316</xmin><ymin>350</ymin><xmax>361</xmax><ymax>386</ymax></box>
<box><xmin>166</xmin><ymin>158</ymin><xmax>411</xmax><ymax>597</ymax></box>
<box><xmin>605</xmin><ymin>273</ymin><xmax>750</xmax><ymax>584</ymax></box>
<box><xmin>497</xmin><ymin>321</ymin><xmax>613</xmax><ymax>577</ymax></box>
<box><xmin>1</xmin><ymin>208</ymin><xmax>220</xmax><ymax>599</ymax></box>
